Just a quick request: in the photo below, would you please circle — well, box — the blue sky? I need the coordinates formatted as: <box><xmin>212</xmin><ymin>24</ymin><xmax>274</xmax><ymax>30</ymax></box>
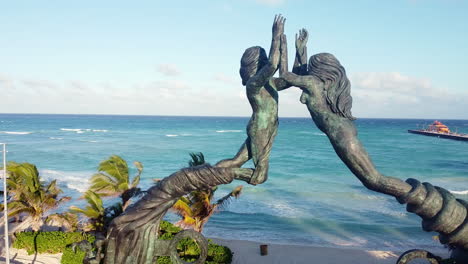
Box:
<box><xmin>1</xmin><ymin>0</ymin><xmax>467</xmax><ymax>118</ymax></box>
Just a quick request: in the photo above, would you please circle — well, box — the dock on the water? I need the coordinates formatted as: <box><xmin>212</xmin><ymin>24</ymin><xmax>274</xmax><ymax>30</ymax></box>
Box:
<box><xmin>408</xmin><ymin>129</ymin><xmax>468</xmax><ymax>141</ymax></box>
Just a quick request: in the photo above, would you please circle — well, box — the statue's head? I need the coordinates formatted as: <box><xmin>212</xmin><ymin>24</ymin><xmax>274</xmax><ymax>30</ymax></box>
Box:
<box><xmin>306</xmin><ymin>53</ymin><xmax>355</xmax><ymax>120</ymax></box>
<box><xmin>239</xmin><ymin>46</ymin><xmax>268</xmax><ymax>86</ymax></box>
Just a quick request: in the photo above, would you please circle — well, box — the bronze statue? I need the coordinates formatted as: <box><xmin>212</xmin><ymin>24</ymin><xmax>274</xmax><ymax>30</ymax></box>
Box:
<box><xmin>104</xmin><ymin>165</ymin><xmax>253</xmax><ymax>263</ymax></box>
<box><xmin>101</xmin><ymin>15</ymin><xmax>467</xmax><ymax>264</ymax></box>
<box><xmin>216</xmin><ymin>14</ymin><xmax>289</xmax><ymax>185</ymax></box>
<box><xmin>279</xmin><ymin>30</ymin><xmax>468</xmax><ymax>261</ymax></box>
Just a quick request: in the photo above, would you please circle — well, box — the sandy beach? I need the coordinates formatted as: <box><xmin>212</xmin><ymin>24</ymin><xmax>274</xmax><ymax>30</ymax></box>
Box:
<box><xmin>1</xmin><ymin>234</ymin><xmax>450</xmax><ymax>264</ymax></box>
<box><xmin>212</xmin><ymin>238</ymin><xmax>450</xmax><ymax>264</ymax></box>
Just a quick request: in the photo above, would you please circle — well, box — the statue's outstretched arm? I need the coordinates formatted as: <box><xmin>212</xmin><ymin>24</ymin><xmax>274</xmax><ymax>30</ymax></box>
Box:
<box><xmin>272</xmin><ymin>32</ymin><xmax>294</xmax><ymax>92</ymax></box>
<box><xmin>247</xmin><ymin>15</ymin><xmax>284</xmax><ymax>90</ymax></box>
<box><xmin>279</xmin><ymin>34</ymin><xmax>314</xmax><ymax>87</ymax></box>
<box><xmin>293</xmin><ymin>28</ymin><xmax>308</xmax><ymax>75</ymax></box>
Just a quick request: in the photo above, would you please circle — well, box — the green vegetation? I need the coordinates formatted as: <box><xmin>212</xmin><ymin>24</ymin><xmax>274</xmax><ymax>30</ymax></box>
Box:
<box><xmin>6</xmin><ymin>155</ymin><xmax>234</xmax><ymax>263</ymax></box>
<box><xmin>70</xmin><ymin>190</ymin><xmax>106</xmax><ymax>232</ymax></box>
<box><xmin>157</xmin><ymin>220</ymin><xmax>233</xmax><ymax>264</ymax></box>
<box><xmin>12</xmin><ymin>231</ymin><xmax>94</xmax><ymax>255</ymax></box>
<box><xmin>89</xmin><ymin>155</ymin><xmax>143</xmax><ymax>210</ymax></box>
<box><xmin>171</xmin><ymin>152</ymin><xmax>243</xmax><ymax>232</ymax></box>
<box><xmin>61</xmin><ymin>245</ymin><xmax>87</xmax><ymax>264</ymax></box>
<box><xmin>0</xmin><ymin>162</ymin><xmax>71</xmax><ymax>231</ymax></box>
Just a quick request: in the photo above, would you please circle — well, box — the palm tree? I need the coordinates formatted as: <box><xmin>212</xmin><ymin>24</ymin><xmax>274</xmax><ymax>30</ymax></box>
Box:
<box><xmin>0</xmin><ymin>162</ymin><xmax>71</xmax><ymax>231</ymax></box>
<box><xmin>45</xmin><ymin>212</ymin><xmax>79</xmax><ymax>232</ymax></box>
<box><xmin>89</xmin><ymin>155</ymin><xmax>143</xmax><ymax>210</ymax></box>
<box><xmin>69</xmin><ymin>190</ymin><xmax>106</xmax><ymax>232</ymax></box>
<box><xmin>170</xmin><ymin>152</ymin><xmax>243</xmax><ymax>232</ymax></box>
<box><xmin>172</xmin><ymin>185</ymin><xmax>242</xmax><ymax>232</ymax></box>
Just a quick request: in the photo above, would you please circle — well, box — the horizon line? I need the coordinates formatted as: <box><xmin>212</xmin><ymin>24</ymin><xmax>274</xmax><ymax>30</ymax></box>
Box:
<box><xmin>0</xmin><ymin>112</ymin><xmax>467</xmax><ymax>121</ymax></box>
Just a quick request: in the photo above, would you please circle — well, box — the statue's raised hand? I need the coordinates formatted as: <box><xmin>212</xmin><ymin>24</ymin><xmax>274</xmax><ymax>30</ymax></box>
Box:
<box><xmin>272</xmin><ymin>14</ymin><xmax>286</xmax><ymax>38</ymax></box>
<box><xmin>295</xmin><ymin>28</ymin><xmax>308</xmax><ymax>51</ymax></box>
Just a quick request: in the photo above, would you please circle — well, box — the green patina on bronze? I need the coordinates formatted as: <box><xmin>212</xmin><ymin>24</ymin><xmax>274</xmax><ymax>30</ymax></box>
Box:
<box><xmin>99</xmin><ymin>15</ymin><xmax>468</xmax><ymax>264</ymax></box>
<box><xmin>279</xmin><ymin>28</ymin><xmax>468</xmax><ymax>261</ymax></box>
<box><xmin>216</xmin><ymin>14</ymin><xmax>289</xmax><ymax>186</ymax></box>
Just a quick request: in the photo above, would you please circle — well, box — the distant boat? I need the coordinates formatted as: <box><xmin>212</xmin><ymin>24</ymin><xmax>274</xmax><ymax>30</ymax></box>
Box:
<box><xmin>408</xmin><ymin>121</ymin><xmax>468</xmax><ymax>141</ymax></box>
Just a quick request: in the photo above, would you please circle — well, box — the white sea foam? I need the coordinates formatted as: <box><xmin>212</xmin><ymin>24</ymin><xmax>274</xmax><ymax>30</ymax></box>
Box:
<box><xmin>49</xmin><ymin>137</ymin><xmax>64</xmax><ymax>140</ymax></box>
<box><xmin>60</xmin><ymin>128</ymin><xmax>82</xmax><ymax>132</ymax></box>
<box><xmin>40</xmin><ymin>169</ymin><xmax>89</xmax><ymax>193</ymax></box>
<box><xmin>81</xmin><ymin>140</ymin><xmax>98</xmax><ymax>143</ymax></box>
<box><xmin>1</xmin><ymin>131</ymin><xmax>32</xmax><ymax>135</ymax></box>
<box><xmin>450</xmin><ymin>190</ymin><xmax>468</xmax><ymax>195</ymax></box>
<box><xmin>216</xmin><ymin>130</ymin><xmax>242</xmax><ymax>133</ymax></box>
<box><xmin>60</xmin><ymin>128</ymin><xmax>108</xmax><ymax>134</ymax></box>
<box><xmin>166</xmin><ymin>134</ymin><xmax>178</xmax><ymax>137</ymax></box>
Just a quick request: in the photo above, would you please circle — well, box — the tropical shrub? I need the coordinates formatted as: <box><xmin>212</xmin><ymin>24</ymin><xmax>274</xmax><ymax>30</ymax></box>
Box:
<box><xmin>12</xmin><ymin>231</ymin><xmax>94</xmax><ymax>255</ymax></box>
<box><xmin>157</xmin><ymin>220</ymin><xmax>233</xmax><ymax>264</ymax></box>
<box><xmin>61</xmin><ymin>245</ymin><xmax>87</xmax><ymax>264</ymax></box>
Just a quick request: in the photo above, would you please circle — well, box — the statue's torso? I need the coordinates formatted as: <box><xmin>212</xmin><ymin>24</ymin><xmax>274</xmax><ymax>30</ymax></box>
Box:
<box><xmin>246</xmin><ymin>79</ymin><xmax>279</xmax><ymax>130</ymax></box>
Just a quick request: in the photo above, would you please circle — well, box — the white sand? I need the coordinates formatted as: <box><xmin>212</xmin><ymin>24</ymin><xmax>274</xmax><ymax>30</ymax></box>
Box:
<box><xmin>1</xmin><ymin>249</ymin><xmax>61</xmax><ymax>264</ymax></box>
<box><xmin>212</xmin><ymin>238</ymin><xmax>450</xmax><ymax>264</ymax></box>
<box><xmin>0</xmin><ymin>227</ymin><xmax>450</xmax><ymax>264</ymax></box>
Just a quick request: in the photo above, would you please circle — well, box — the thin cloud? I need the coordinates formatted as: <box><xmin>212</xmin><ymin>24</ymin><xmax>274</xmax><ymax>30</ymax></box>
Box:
<box><xmin>156</xmin><ymin>63</ymin><xmax>182</xmax><ymax>76</ymax></box>
<box><xmin>350</xmin><ymin>72</ymin><xmax>468</xmax><ymax>119</ymax></box>
<box><xmin>253</xmin><ymin>0</ymin><xmax>286</xmax><ymax>6</ymax></box>
<box><xmin>22</xmin><ymin>79</ymin><xmax>58</xmax><ymax>91</ymax></box>
<box><xmin>213</xmin><ymin>73</ymin><xmax>238</xmax><ymax>85</ymax></box>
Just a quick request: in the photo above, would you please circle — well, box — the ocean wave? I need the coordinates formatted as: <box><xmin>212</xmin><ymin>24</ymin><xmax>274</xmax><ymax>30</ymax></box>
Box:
<box><xmin>60</xmin><ymin>128</ymin><xmax>82</xmax><ymax>132</ymax></box>
<box><xmin>40</xmin><ymin>169</ymin><xmax>90</xmax><ymax>193</ymax></box>
<box><xmin>61</xmin><ymin>128</ymin><xmax>108</xmax><ymax>133</ymax></box>
<box><xmin>166</xmin><ymin>134</ymin><xmax>178</xmax><ymax>137</ymax></box>
<box><xmin>450</xmin><ymin>190</ymin><xmax>468</xmax><ymax>195</ymax></box>
<box><xmin>216</xmin><ymin>130</ymin><xmax>242</xmax><ymax>133</ymax></box>
<box><xmin>1</xmin><ymin>131</ymin><xmax>32</xmax><ymax>135</ymax></box>
<box><xmin>49</xmin><ymin>137</ymin><xmax>64</xmax><ymax>140</ymax></box>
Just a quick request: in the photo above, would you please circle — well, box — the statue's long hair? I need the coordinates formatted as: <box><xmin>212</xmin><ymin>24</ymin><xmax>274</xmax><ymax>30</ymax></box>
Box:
<box><xmin>308</xmin><ymin>53</ymin><xmax>355</xmax><ymax>120</ymax></box>
<box><xmin>239</xmin><ymin>46</ymin><xmax>268</xmax><ymax>85</ymax></box>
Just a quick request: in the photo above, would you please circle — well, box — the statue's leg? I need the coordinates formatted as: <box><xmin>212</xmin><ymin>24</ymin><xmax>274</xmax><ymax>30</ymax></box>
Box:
<box><xmin>215</xmin><ymin>138</ymin><xmax>252</xmax><ymax>168</ymax></box>
<box><xmin>231</xmin><ymin>168</ymin><xmax>254</xmax><ymax>183</ymax></box>
<box><xmin>249</xmin><ymin>127</ymin><xmax>277</xmax><ymax>185</ymax></box>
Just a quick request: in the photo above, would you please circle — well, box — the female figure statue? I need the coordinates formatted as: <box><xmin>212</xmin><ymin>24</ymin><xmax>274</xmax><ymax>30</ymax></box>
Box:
<box><xmin>278</xmin><ymin>31</ymin><xmax>468</xmax><ymax>255</ymax></box>
<box><xmin>279</xmin><ymin>32</ymin><xmax>411</xmax><ymax>196</ymax></box>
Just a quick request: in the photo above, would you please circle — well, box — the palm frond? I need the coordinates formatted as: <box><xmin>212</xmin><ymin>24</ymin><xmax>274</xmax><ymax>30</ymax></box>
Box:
<box><xmin>188</xmin><ymin>152</ymin><xmax>205</xmax><ymax>167</ymax></box>
<box><xmin>216</xmin><ymin>185</ymin><xmax>243</xmax><ymax>210</ymax></box>
<box><xmin>97</xmin><ymin>155</ymin><xmax>129</xmax><ymax>183</ymax></box>
<box><xmin>171</xmin><ymin>199</ymin><xmax>193</xmax><ymax>218</ymax></box>
<box><xmin>132</xmin><ymin>161</ymin><xmax>143</xmax><ymax>188</ymax></box>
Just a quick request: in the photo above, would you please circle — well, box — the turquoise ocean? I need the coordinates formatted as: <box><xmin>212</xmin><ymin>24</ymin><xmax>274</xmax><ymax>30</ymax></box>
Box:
<box><xmin>1</xmin><ymin>114</ymin><xmax>467</xmax><ymax>251</ymax></box>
